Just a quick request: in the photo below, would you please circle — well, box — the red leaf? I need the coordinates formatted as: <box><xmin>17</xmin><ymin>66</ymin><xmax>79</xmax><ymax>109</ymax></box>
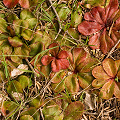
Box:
<box><xmin>102</xmin><ymin>58</ymin><xmax>117</xmax><ymax>77</ymax></box>
<box><xmin>19</xmin><ymin>0</ymin><xmax>30</xmax><ymax>8</ymax></box>
<box><xmin>78</xmin><ymin>21</ymin><xmax>102</xmax><ymax>35</ymax></box>
<box><xmin>85</xmin><ymin>7</ymin><xmax>104</xmax><ymax>25</ymax></box>
<box><xmin>100</xmin><ymin>29</ymin><xmax>114</xmax><ymax>54</ymax></box>
<box><xmin>49</xmin><ymin>43</ymin><xmax>59</xmax><ymax>57</ymax></box>
<box><xmin>59</xmin><ymin>59</ymin><xmax>69</xmax><ymax>70</ymax></box>
<box><xmin>72</xmin><ymin>48</ymin><xmax>87</xmax><ymax>66</ymax></box>
<box><xmin>3</xmin><ymin>0</ymin><xmax>19</xmax><ymax>8</ymax></box>
<box><xmin>105</xmin><ymin>0</ymin><xmax>119</xmax><ymax>20</ymax></box>
<box><xmin>41</xmin><ymin>55</ymin><xmax>54</xmax><ymax>66</ymax></box>
<box><xmin>92</xmin><ymin>65</ymin><xmax>111</xmax><ymax>79</ymax></box>
<box><xmin>51</xmin><ymin>59</ymin><xmax>61</xmax><ymax>72</ymax></box>
<box><xmin>58</xmin><ymin>50</ymin><xmax>68</xmax><ymax>59</ymax></box>
<box><xmin>89</xmin><ymin>32</ymin><xmax>100</xmax><ymax>49</ymax></box>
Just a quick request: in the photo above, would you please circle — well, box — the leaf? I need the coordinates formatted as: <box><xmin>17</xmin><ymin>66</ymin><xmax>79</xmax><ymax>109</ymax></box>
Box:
<box><xmin>72</xmin><ymin>48</ymin><xmax>87</xmax><ymax>66</ymax></box>
<box><xmin>41</xmin><ymin>55</ymin><xmax>54</xmax><ymax>66</ymax></box>
<box><xmin>89</xmin><ymin>32</ymin><xmax>100</xmax><ymax>49</ymax></box>
<box><xmin>1</xmin><ymin>101</ymin><xmax>18</xmax><ymax>116</ymax></box>
<box><xmin>21</xmin><ymin>29</ymin><xmax>33</xmax><ymax>40</ymax></box>
<box><xmin>42</xmin><ymin>100</ymin><xmax>62</xmax><ymax>119</ymax></box>
<box><xmin>100</xmin><ymin>30</ymin><xmax>115</xmax><ymax>54</ymax></box>
<box><xmin>49</xmin><ymin>43</ymin><xmax>60</xmax><ymax>57</ymax></box>
<box><xmin>0</xmin><ymin>18</ymin><xmax>7</xmax><ymax>33</ymax></box>
<box><xmin>114</xmin><ymin>82</ymin><xmax>120</xmax><ymax>98</ymax></box>
<box><xmin>105</xmin><ymin>0</ymin><xmax>119</xmax><ymax>19</ymax></box>
<box><xmin>100</xmin><ymin>80</ymin><xmax>115</xmax><ymax>99</ymax></box>
<box><xmin>21</xmin><ymin>107</ymin><xmax>40</xmax><ymax>120</ymax></box>
<box><xmin>51</xmin><ymin>59</ymin><xmax>61</xmax><ymax>72</ymax></box>
<box><xmin>7</xmin><ymin>80</ymin><xmax>23</xmax><ymax>93</ymax></box>
<box><xmin>64</xmin><ymin>74</ymin><xmax>79</xmax><ymax>93</ymax></box>
<box><xmin>29</xmin><ymin>96</ymin><xmax>43</xmax><ymax>109</ymax></box>
<box><xmin>19</xmin><ymin>0</ymin><xmax>30</xmax><ymax>8</ymax></box>
<box><xmin>51</xmin><ymin>70</ymin><xmax>67</xmax><ymax>83</ymax></box>
<box><xmin>56</xmin><ymin>4</ymin><xmax>70</xmax><ymax>20</ymax></box>
<box><xmin>92</xmin><ymin>65</ymin><xmax>111</xmax><ymax>79</ymax></box>
<box><xmin>92</xmin><ymin>79</ymin><xmax>107</xmax><ymax>88</ymax></box>
<box><xmin>78</xmin><ymin>21</ymin><xmax>102</xmax><ymax>35</ymax></box>
<box><xmin>51</xmin><ymin>81</ymin><xmax>65</xmax><ymax>93</ymax></box>
<box><xmin>58</xmin><ymin>51</ymin><xmax>68</xmax><ymax>59</ymax></box>
<box><xmin>27</xmin><ymin>18</ymin><xmax>37</xmax><ymax>29</ymax></box>
<box><xmin>30</xmin><ymin>42</ymin><xmax>43</xmax><ymax>56</ymax></box>
<box><xmin>3</xmin><ymin>0</ymin><xmax>19</xmax><ymax>8</ymax></box>
<box><xmin>102</xmin><ymin>58</ymin><xmax>117</xmax><ymax>77</ymax></box>
<box><xmin>11</xmin><ymin>64</ymin><xmax>28</xmax><ymax>77</ymax></box>
<box><xmin>20</xmin><ymin>115</ymin><xmax>34</xmax><ymax>120</ymax></box>
<box><xmin>13</xmin><ymin>19</ymin><xmax>28</xmax><ymax>35</ymax></box>
<box><xmin>63</xmin><ymin>101</ymin><xmax>84</xmax><ymax>120</ymax></box>
<box><xmin>78</xmin><ymin>72</ymin><xmax>93</xmax><ymax>89</ymax></box>
<box><xmin>18</xmin><ymin>75</ymin><xmax>30</xmax><ymax>89</ymax></box>
<box><xmin>8</xmin><ymin>36</ymin><xmax>23</xmax><ymax>47</ymax></box>
<box><xmin>20</xmin><ymin>10</ymin><xmax>35</xmax><ymax>20</ymax></box>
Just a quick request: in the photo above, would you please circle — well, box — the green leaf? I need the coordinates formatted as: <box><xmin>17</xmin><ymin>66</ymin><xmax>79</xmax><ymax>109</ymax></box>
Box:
<box><xmin>21</xmin><ymin>107</ymin><xmax>40</xmax><ymax>120</ymax></box>
<box><xmin>56</xmin><ymin>4</ymin><xmax>70</xmax><ymax>20</ymax></box>
<box><xmin>0</xmin><ymin>18</ymin><xmax>7</xmax><ymax>33</ymax></box>
<box><xmin>7</xmin><ymin>80</ymin><xmax>23</xmax><ymax>93</ymax></box>
<box><xmin>20</xmin><ymin>9</ymin><xmax>35</xmax><ymax>20</ymax></box>
<box><xmin>20</xmin><ymin>115</ymin><xmax>34</xmax><ymax>120</ymax></box>
<box><xmin>21</xmin><ymin>29</ymin><xmax>33</xmax><ymax>40</ymax></box>
<box><xmin>63</xmin><ymin>101</ymin><xmax>84</xmax><ymax>120</ymax></box>
<box><xmin>1</xmin><ymin>101</ymin><xmax>18</xmax><ymax>116</ymax></box>
<box><xmin>18</xmin><ymin>75</ymin><xmax>30</xmax><ymax>89</ymax></box>
<box><xmin>27</xmin><ymin>18</ymin><xmax>37</xmax><ymax>29</ymax></box>
<box><xmin>30</xmin><ymin>42</ymin><xmax>43</xmax><ymax>56</ymax></box>
<box><xmin>64</xmin><ymin>74</ymin><xmax>79</xmax><ymax>93</ymax></box>
<box><xmin>13</xmin><ymin>19</ymin><xmax>28</xmax><ymax>35</ymax></box>
<box><xmin>42</xmin><ymin>100</ymin><xmax>62</xmax><ymax>120</ymax></box>
<box><xmin>78</xmin><ymin>72</ymin><xmax>94</xmax><ymax>89</ymax></box>
<box><xmin>8</xmin><ymin>36</ymin><xmax>23</xmax><ymax>47</ymax></box>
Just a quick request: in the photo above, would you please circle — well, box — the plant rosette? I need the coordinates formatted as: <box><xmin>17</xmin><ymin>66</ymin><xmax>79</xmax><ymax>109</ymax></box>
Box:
<box><xmin>92</xmin><ymin>58</ymin><xmax>120</xmax><ymax>99</ymax></box>
<box><xmin>50</xmin><ymin>46</ymin><xmax>98</xmax><ymax>93</ymax></box>
<box><xmin>41</xmin><ymin>43</ymin><xmax>69</xmax><ymax>72</ymax></box>
<box><xmin>0</xmin><ymin>9</ymin><xmax>43</xmax><ymax>63</ymax></box>
<box><xmin>78</xmin><ymin>0</ymin><xmax>120</xmax><ymax>54</ymax></box>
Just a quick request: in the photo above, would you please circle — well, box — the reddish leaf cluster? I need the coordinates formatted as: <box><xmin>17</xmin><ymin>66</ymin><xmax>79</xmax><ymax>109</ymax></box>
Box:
<box><xmin>92</xmin><ymin>58</ymin><xmax>120</xmax><ymax>99</ymax></box>
<box><xmin>78</xmin><ymin>0</ymin><xmax>120</xmax><ymax>54</ymax></box>
<box><xmin>3</xmin><ymin>0</ymin><xmax>30</xmax><ymax>8</ymax></box>
<box><xmin>41</xmin><ymin>43</ymin><xmax>69</xmax><ymax>72</ymax></box>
